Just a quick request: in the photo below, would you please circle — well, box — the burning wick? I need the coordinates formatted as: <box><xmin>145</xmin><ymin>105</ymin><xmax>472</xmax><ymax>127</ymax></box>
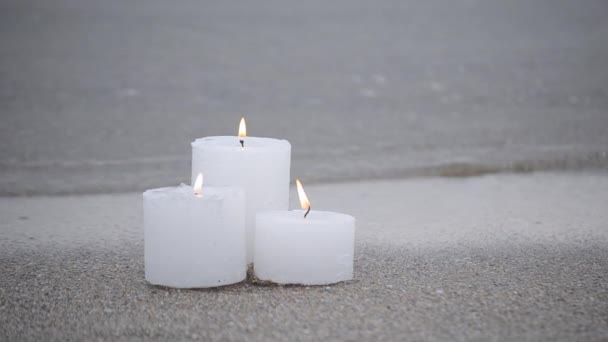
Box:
<box><xmin>296</xmin><ymin>179</ymin><xmax>311</xmax><ymax>219</ymax></box>
<box><xmin>238</xmin><ymin>117</ymin><xmax>246</xmax><ymax>148</ymax></box>
<box><xmin>304</xmin><ymin>206</ymin><xmax>311</xmax><ymax>218</ymax></box>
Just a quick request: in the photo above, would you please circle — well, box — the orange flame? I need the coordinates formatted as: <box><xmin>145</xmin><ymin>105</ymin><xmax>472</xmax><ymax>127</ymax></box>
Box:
<box><xmin>238</xmin><ymin>117</ymin><xmax>246</xmax><ymax>138</ymax></box>
<box><xmin>193</xmin><ymin>173</ymin><xmax>203</xmax><ymax>197</ymax></box>
<box><xmin>296</xmin><ymin>179</ymin><xmax>310</xmax><ymax>211</ymax></box>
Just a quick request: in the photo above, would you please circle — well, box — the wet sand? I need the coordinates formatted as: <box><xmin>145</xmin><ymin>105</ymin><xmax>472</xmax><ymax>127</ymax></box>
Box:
<box><xmin>1</xmin><ymin>0</ymin><xmax>608</xmax><ymax>195</ymax></box>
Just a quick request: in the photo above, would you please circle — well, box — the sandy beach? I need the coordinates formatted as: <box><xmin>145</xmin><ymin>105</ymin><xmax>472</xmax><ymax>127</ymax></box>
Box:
<box><xmin>2</xmin><ymin>0</ymin><xmax>608</xmax><ymax>339</ymax></box>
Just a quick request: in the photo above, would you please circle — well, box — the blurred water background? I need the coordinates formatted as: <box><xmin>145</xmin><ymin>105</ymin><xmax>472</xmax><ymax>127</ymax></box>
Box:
<box><xmin>1</xmin><ymin>0</ymin><xmax>607</xmax><ymax>195</ymax></box>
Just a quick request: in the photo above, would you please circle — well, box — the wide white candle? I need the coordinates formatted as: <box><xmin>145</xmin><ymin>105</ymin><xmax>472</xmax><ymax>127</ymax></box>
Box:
<box><xmin>143</xmin><ymin>175</ymin><xmax>246</xmax><ymax>288</ymax></box>
<box><xmin>254</xmin><ymin>180</ymin><xmax>355</xmax><ymax>285</ymax></box>
<box><xmin>191</xmin><ymin>119</ymin><xmax>291</xmax><ymax>263</ymax></box>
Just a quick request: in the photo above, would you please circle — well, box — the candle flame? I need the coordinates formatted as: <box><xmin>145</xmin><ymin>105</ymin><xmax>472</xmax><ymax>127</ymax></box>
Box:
<box><xmin>193</xmin><ymin>173</ymin><xmax>203</xmax><ymax>197</ymax></box>
<box><xmin>296</xmin><ymin>179</ymin><xmax>310</xmax><ymax>211</ymax></box>
<box><xmin>238</xmin><ymin>117</ymin><xmax>246</xmax><ymax>138</ymax></box>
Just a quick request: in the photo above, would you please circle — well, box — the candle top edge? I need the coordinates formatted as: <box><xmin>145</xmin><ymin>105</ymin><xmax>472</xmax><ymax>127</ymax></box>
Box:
<box><xmin>143</xmin><ymin>183</ymin><xmax>244</xmax><ymax>200</ymax></box>
<box><xmin>191</xmin><ymin>136</ymin><xmax>291</xmax><ymax>149</ymax></box>
<box><xmin>257</xmin><ymin>210</ymin><xmax>355</xmax><ymax>223</ymax></box>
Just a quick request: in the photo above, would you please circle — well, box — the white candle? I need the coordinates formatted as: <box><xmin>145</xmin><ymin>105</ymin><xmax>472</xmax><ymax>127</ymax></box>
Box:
<box><xmin>191</xmin><ymin>118</ymin><xmax>291</xmax><ymax>263</ymax></box>
<box><xmin>254</xmin><ymin>180</ymin><xmax>355</xmax><ymax>285</ymax></box>
<box><xmin>143</xmin><ymin>174</ymin><xmax>246</xmax><ymax>288</ymax></box>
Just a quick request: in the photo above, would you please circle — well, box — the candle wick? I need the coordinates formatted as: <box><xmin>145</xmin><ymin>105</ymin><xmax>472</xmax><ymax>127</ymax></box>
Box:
<box><xmin>304</xmin><ymin>206</ymin><xmax>311</xmax><ymax>218</ymax></box>
<box><xmin>240</xmin><ymin>139</ymin><xmax>244</xmax><ymax>148</ymax></box>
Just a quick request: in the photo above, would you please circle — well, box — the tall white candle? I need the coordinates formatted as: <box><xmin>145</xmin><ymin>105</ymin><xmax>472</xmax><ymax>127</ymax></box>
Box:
<box><xmin>191</xmin><ymin>119</ymin><xmax>291</xmax><ymax>263</ymax></box>
<box><xmin>254</xmin><ymin>180</ymin><xmax>355</xmax><ymax>285</ymax></box>
<box><xmin>143</xmin><ymin>175</ymin><xmax>246</xmax><ymax>288</ymax></box>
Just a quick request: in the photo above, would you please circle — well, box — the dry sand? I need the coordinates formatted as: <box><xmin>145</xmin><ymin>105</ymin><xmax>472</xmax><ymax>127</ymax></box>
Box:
<box><xmin>1</xmin><ymin>172</ymin><xmax>607</xmax><ymax>340</ymax></box>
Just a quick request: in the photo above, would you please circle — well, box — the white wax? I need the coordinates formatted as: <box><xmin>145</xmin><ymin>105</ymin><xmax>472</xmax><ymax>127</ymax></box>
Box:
<box><xmin>143</xmin><ymin>184</ymin><xmax>246</xmax><ymax>288</ymax></box>
<box><xmin>191</xmin><ymin>136</ymin><xmax>291</xmax><ymax>263</ymax></box>
<box><xmin>254</xmin><ymin>210</ymin><xmax>355</xmax><ymax>285</ymax></box>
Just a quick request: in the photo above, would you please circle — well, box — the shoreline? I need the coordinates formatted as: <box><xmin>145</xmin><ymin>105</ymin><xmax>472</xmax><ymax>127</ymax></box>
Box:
<box><xmin>1</xmin><ymin>151</ymin><xmax>607</xmax><ymax>197</ymax></box>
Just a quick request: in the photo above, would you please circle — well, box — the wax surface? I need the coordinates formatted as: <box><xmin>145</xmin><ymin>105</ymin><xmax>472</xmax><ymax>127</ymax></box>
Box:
<box><xmin>254</xmin><ymin>210</ymin><xmax>355</xmax><ymax>285</ymax></box>
<box><xmin>191</xmin><ymin>136</ymin><xmax>291</xmax><ymax>263</ymax></box>
<box><xmin>143</xmin><ymin>184</ymin><xmax>246</xmax><ymax>288</ymax></box>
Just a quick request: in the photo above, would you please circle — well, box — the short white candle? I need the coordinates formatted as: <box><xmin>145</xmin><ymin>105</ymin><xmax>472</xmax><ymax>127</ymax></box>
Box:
<box><xmin>143</xmin><ymin>174</ymin><xmax>246</xmax><ymax>288</ymax></box>
<box><xmin>191</xmin><ymin>118</ymin><xmax>291</xmax><ymax>263</ymax></box>
<box><xmin>254</xmin><ymin>180</ymin><xmax>355</xmax><ymax>285</ymax></box>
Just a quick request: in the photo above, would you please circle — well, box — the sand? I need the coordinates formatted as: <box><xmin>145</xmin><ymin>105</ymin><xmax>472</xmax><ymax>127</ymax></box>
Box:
<box><xmin>1</xmin><ymin>172</ymin><xmax>607</xmax><ymax>340</ymax></box>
